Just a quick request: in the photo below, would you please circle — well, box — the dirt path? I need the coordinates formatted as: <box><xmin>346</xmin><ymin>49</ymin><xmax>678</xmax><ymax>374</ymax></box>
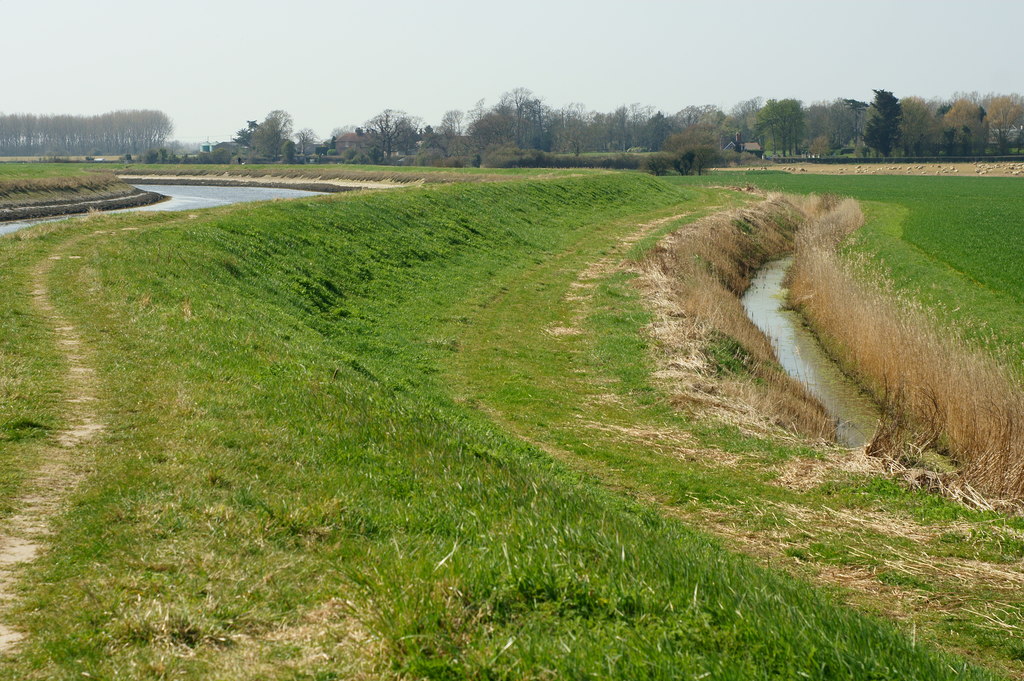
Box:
<box><xmin>0</xmin><ymin>237</ymin><xmax>105</xmax><ymax>652</ymax></box>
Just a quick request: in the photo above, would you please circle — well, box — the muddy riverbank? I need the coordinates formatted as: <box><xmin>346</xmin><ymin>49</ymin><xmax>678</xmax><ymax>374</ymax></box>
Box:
<box><xmin>0</xmin><ymin>187</ymin><xmax>165</xmax><ymax>222</ymax></box>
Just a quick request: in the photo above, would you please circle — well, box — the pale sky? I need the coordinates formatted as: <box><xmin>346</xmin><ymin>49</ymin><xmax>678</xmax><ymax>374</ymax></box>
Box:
<box><xmin>4</xmin><ymin>0</ymin><xmax>1022</xmax><ymax>142</ymax></box>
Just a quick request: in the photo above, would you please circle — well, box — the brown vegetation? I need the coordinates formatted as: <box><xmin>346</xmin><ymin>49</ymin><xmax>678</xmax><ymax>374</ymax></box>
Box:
<box><xmin>729</xmin><ymin>161</ymin><xmax>1024</xmax><ymax>177</ymax></box>
<box><xmin>0</xmin><ymin>173</ymin><xmax>123</xmax><ymax>205</ymax></box>
<box><xmin>638</xmin><ymin>195</ymin><xmax>835</xmax><ymax>439</ymax></box>
<box><xmin>789</xmin><ymin>199</ymin><xmax>1024</xmax><ymax>502</ymax></box>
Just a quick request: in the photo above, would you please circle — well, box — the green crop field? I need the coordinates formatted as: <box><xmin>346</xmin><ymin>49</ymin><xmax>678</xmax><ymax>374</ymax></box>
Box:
<box><xmin>0</xmin><ymin>163</ymin><xmax>118</xmax><ymax>180</ymax></box>
<box><xmin>1</xmin><ymin>172</ymin><xmax>1021</xmax><ymax>679</ymax></box>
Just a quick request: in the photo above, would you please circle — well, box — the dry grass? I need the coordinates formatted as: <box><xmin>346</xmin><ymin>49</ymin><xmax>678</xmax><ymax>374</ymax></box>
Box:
<box><xmin>637</xmin><ymin>196</ymin><xmax>836</xmax><ymax>440</ymax></box>
<box><xmin>0</xmin><ymin>173</ymin><xmax>122</xmax><ymax>203</ymax></box>
<box><xmin>213</xmin><ymin>599</ymin><xmax>388</xmax><ymax>680</ymax></box>
<box><xmin>789</xmin><ymin>199</ymin><xmax>1024</xmax><ymax>501</ymax></box>
<box><xmin>724</xmin><ymin>161</ymin><xmax>1024</xmax><ymax>178</ymax></box>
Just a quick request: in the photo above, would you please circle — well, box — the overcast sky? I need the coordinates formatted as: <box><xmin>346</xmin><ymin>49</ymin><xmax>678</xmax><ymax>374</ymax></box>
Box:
<box><xmin>4</xmin><ymin>0</ymin><xmax>1022</xmax><ymax>142</ymax></box>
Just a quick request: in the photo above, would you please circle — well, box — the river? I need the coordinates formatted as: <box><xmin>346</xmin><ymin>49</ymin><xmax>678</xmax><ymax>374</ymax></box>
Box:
<box><xmin>0</xmin><ymin>184</ymin><xmax>326</xmax><ymax>237</ymax></box>
<box><xmin>742</xmin><ymin>257</ymin><xmax>880</xmax><ymax>448</ymax></box>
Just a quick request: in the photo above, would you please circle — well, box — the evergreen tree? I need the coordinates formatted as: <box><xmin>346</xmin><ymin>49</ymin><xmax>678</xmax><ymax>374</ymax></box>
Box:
<box><xmin>864</xmin><ymin>89</ymin><xmax>902</xmax><ymax>157</ymax></box>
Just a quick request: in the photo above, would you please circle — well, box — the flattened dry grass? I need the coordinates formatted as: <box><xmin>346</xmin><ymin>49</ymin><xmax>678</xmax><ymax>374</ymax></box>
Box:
<box><xmin>638</xmin><ymin>194</ymin><xmax>834</xmax><ymax>440</ymax></box>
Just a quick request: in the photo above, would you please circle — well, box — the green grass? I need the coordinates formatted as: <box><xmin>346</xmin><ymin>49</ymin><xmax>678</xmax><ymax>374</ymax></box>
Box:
<box><xmin>0</xmin><ymin>174</ymin><xmax>1002</xmax><ymax>679</ymax></box>
<box><xmin>0</xmin><ymin>236</ymin><xmax>68</xmax><ymax>519</ymax></box>
<box><xmin>0</xmin><ymin>164</ymin><xmax>104</xmax><ymax>179</ymax></box>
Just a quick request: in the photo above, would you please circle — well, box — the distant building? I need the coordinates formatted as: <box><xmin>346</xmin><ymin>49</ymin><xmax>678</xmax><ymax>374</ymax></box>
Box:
<box><xmin>723</xmin><ymin>136</ymin><xmax>763</xmax><ymax>156</ymax></box>
<box><xmin>334</xmin><ymin>131</ymin><xmax>369</xmax><ymax>151</ymax></box>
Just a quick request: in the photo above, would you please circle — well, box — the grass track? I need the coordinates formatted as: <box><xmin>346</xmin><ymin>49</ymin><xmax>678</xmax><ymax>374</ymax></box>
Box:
<box><xmin>0</xmin><ymin>174</ymin><xmax>1011</xmax><ymax>678</ymax></box>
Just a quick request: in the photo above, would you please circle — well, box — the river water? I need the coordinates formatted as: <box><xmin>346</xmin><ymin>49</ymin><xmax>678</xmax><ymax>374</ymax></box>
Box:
<box><xmin>742</xmin><ymin>257</ymin><xmax>879</xmax><ymax>447</ymax></box>
<box><xmin>0</xmin><ymin>184</ymin><xmax>325</xmax><ymax>237</ymax></box>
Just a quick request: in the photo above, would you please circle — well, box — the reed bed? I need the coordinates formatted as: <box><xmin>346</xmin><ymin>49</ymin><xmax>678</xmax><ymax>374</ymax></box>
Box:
<box><xmin>0</xmin><ymin>173</ymin><xmax>123</xmax><ymax>203</ymax></box>
<box><xmin>789</xmin><ymin>199</ymin><xmax>1024</xmax><ymax>501</ymax></box>
<box><xmin>640</xmin><ymin>195</ymin><xmax>835</xmax><ymax>439</ymax></box>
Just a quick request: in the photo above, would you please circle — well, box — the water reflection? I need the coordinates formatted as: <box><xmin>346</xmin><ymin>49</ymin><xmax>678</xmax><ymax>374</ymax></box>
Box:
<box><xmin>1</xmin><ymin>183</ymin><xmax>325</xmax><ymax>236</ymax></box>
<box><xmin>742</xmin><ymin>257</ymin><xmax>879</xmax><ymax>447</ymax></box>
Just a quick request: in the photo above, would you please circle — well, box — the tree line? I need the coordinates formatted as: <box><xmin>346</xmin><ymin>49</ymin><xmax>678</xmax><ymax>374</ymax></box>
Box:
<box><xmin>222</xmin><ymin>88</ymin><xmax>1024</xmax><ymax>169</ymax></box>
<box><xmin>0</xmin><ymin>110</ymin><xmax>173</xmax><ymax>156</ymax></box>
<box><xmin>16</xmin><ymin>89</ymin><xmax>1014</xmax><ymax>165</ymax></box>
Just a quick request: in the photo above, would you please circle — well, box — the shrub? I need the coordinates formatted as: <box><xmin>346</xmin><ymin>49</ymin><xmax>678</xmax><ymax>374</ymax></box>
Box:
<box><xmin>643</xmin><ymin>152</ymin><xmax>672</xmax><ymax>175</ymax></box>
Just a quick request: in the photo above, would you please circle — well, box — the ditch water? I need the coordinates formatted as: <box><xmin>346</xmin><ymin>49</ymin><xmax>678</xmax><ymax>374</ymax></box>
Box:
<box><xmin>741</xmin><ymin>257</ymin><xmax>880</xmax><ymax>448</ymax></box>
<box><xmin>0</xmin><ymin>184</ymin><xmax>326</xmax><ymax>236</ymax></box>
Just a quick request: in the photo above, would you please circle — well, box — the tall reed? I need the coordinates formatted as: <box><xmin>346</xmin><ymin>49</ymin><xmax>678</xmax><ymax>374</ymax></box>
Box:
<box><xmin>789</xmin><ymin>199</ymin><xmax>1024</xmax><ymax>499</ymax></box>
<box><xmin>0</xmin><ymin>173</ymin><xmax>122</xmax><ymax>202</ymax></box>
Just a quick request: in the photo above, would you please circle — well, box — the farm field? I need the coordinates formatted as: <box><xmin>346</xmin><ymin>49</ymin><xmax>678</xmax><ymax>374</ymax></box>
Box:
<box><xmin>0</xmin><ymin>171</ymin><xmax>1022</xmax><ymax>678</ymax></box>
<box><xmin>727</xmin><ymin>161</ymin><xmax>1024</xmax><ymax>178</ymax></box>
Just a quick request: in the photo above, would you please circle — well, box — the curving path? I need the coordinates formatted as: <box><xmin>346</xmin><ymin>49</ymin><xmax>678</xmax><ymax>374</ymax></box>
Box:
<box><xmin>0</xmin><ymin>234</ymin><xmax>108</xmax><ymax>651</ymax></box>
<box><xmin>0</xmin><ymin>183</ymin><xmax>331</xmax><ymax>653</ymax></box>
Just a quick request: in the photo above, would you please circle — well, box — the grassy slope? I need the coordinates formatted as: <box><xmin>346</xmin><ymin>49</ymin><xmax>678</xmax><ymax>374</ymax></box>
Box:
<box><xmin>119</xmin><ymin>162</ymin><xmax>591</xmax><ymax>183</ymax></box>
<box><xmin>444</xmin><ymin>179</ymin><xmax>1024</xmax><ymax>675</ymax></box>
<box><xmin>0</xmin><ymin>175</ymin><xmax>997</xmax><ymax>679</ymax></box>
<box><xmin>0</xmin><ymin>236</ymin><xmax>67</xmax><ymax>517</ymax></box>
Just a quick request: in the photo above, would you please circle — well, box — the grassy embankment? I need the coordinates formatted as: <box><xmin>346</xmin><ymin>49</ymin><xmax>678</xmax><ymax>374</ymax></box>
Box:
<box><xmin>118</xmin><ymin>162</ymin><xmax>593</xmax><ymax>185</ymax></box>
<box><xmin>443</xmin><ymin>178</ymin><xmax>1024</xmax><ymax>676</ymax></box>
<box><xmin>0</xmin><ymin>170</ymin><xmax>123</xmax><ymax>206</ymax></box>
<box><xmin>0</xmin><ymin>173</ymin><xmax>1006</xmax><ymax>679</ymax></box>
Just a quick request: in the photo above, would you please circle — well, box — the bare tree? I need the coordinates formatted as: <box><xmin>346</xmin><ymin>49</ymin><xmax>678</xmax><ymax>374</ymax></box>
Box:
<box><xmin>674</xmin><ymin>104</ymin><xmax>723</xmax><ymax>130</ymax></box>
<box><xmin>434</xmin><ymin>109</ymin><xmax>467</xmax><ymax>157</ymax></box>
<box><xmin>553</xmin><ymin>103</ymin><xmax>592</xmax><ymax>155</ymax></box>
<box><xmin>0</xmin><ymin>109</ymin><xmax>172</xmax><ymax>155</ymax></box>
<box><xmin>899</xmin><ymin>96</ymin><xmax>939</xmax><ymax>156</ymax></box>
<box><xmin>294</xmin><ymin>128</ymin><xmax>320</xmax><ymax>159</ymax></box>
<box><xmin>985</xmin><ymin>95</ymin><xmax>1024</xmax><ymax>154</ymax></box>
<box><xmin>496</xmin><ymin>87</ymin><xmax>550</xmax><ymax>149</ymax></box>
<box><xmin>365</xmin><ymin>109</ymin><xmax>417</xmax><ymax>159</ymax></box>
<box><xmin>943</xmin><ymin>99</ymin><xmax>987</xmax><ymax>155</ymax></box>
